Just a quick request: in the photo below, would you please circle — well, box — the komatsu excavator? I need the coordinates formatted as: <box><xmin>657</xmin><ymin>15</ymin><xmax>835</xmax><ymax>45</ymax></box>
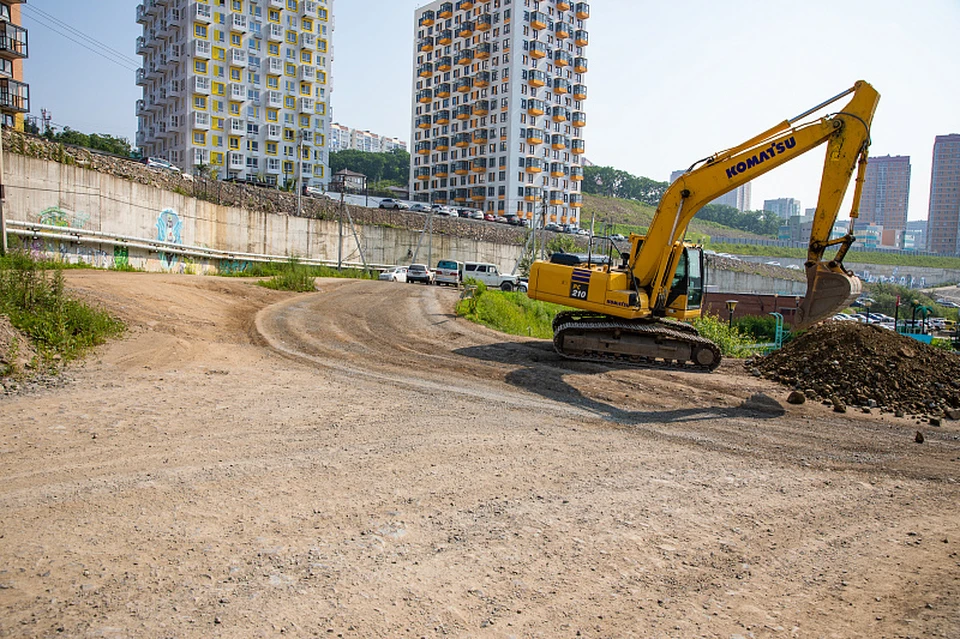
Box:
<box><xmin>527</xmin><ymin>80</ymin><xmax>880</xmax><ymax>371</ymax></box>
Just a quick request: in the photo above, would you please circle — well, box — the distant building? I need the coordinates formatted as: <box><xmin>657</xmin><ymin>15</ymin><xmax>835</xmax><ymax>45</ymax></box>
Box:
<box><xmin>926</xmin><ymin>134</ymin><xmax>960</xmax><ymax>254</ymax></box>
<box><xmin>670</xmin><ymin>169</ymin><xmax>752</xmax><ymax>211</ymax></box>
<box><xmin>903</xmin><ymin>219</ymin><xmax>927</xmax><ymax>252</ymax></box>
<box><xmin>0</xmin><ymin>0</ymin><xmax>28</xmax><ymax>130</ymax></box>
<box><xmin>329</xmin><ymin>122</ymin><xmax>408</xmax><ymax>154</ymax></box>
<box><xmin>763</xmin><ymin>197</ymin><xmax>800</xmax><ymax>219</ymax></box>
<box><xmin>859</xmin><ymin>155</ymin><xmax>910</xmax><ymax>245</ymax></box>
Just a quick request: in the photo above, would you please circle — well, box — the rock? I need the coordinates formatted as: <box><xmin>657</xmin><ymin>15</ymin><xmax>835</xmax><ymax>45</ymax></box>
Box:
<box><xmin>946</xmin><ymin>408</ymin><xmax>960</xmax><ymax>420</ymax></box>
<box><xmin>895</xmin><ymin>410</ymin><xmax>905</xmax><ymax>418</ymax></box>
<box><xmin>916</xmin><ymin>431</ymin><xmax>925</xmax><ymax>444</ymax></box>
<box><xmin>787</xmin><ymin>391</ymin><xmax>806</xmax><ymax>405</ymax></box>
<box><xmin>930</xmin><ymin>417</ymin><xmax>942</xmax><ymax>427</ymax></box>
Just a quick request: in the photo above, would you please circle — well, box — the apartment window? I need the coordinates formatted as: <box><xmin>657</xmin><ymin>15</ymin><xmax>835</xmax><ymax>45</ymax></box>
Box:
<box><xmin>195</xmin><ymin>24</ymin><xmax>208</xmax><ymax>38</ymax></box>
<box><xmin>193</xmin><ymin>132</ymin><xmax>206</xmax><ymax>145</ymax></box>
<box><xmin>231</xmin><ymin>33</ymin><xmax>242</xmax><ymax>46</ymax></box>
<box><xmin>194</xmin><ymin>96</ymin><xmax>208</xmax><ymax>109</ymax></box>
<box><xmin>195</xmin><ymin>60</ymin><xmax>208</xmax><ymax>74</ymax></box>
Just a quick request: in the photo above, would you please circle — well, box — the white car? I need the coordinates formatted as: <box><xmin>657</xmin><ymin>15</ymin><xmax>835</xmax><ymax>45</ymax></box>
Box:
<box><xmin>378</xmin><ymin>266</ymin><xmax>407</xmax><ymax>282</ymax></box>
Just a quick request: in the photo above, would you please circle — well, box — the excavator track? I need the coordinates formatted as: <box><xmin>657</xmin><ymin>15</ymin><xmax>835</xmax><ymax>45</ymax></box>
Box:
<box><xmin>552</xmin><ymin>311</ymin><xmax>722</xmax><ymax>372</ymax></box>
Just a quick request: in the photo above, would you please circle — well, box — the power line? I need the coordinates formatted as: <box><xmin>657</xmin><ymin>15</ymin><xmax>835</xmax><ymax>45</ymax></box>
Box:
<box><xmin>22</xmin><ymin>9</ymin><xmax>139</xmax><ymax>72</ymax></box>
<box><xmin>22</xmin><ymin>4</ymin><xmax>140</xmax><ymax>68</ymax></box>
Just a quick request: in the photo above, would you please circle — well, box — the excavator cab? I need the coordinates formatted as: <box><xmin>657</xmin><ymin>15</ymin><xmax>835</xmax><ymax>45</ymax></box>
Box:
<box><xmin>664</xmin><ymin>246</ymin><xmax>705</xmax><ymax>317</ymax></box>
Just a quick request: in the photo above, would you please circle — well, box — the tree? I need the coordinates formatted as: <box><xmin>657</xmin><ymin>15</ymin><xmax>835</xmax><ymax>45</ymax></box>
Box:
<box><xmin>330</xmin><ymin>148</ymin><xmax>411</xmax><ymax>184</ymax></box>
<box><xmin>44</xmin><ymin>127</ymin><xmax>134</xmax><ymax>157</ymax></box>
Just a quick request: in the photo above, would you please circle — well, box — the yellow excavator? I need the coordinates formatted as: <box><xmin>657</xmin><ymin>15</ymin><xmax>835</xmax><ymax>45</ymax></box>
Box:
<box><xmin>527</xmin><ymin>80</ymin><xmax>880</xmax><ymax>371</ymax></box>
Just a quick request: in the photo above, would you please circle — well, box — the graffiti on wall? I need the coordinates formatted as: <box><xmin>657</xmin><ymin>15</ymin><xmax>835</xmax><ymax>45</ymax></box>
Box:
<box><xmin>219</xmin><ymin>259</ymin><xmax>252</xmax><ymax>274</ymax></box>
<box><xmin>38</xmin><ymin>206</ymin><xmax>89</xmax><ymax>229</ymax></box>
<box><xmin>156</xmin><ymin>208</ymin><xmax>183</xmax><ymax>269</ymax></box>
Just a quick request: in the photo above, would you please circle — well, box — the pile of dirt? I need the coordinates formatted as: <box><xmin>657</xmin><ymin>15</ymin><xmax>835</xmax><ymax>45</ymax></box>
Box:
<box><xmin>756</xmin><ymin>321</ymin><xmax>960</xmax><ymax>417</ymax></box>
<box><xmin>0</xmin><ymin>314</ymin><xmax>37</xmax><ymax>377</ymax></box>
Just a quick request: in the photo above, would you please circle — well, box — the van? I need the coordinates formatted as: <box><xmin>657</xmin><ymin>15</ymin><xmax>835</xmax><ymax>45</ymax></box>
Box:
<box><xmin>434</xmin><ymin>259</ymin><xmax>463</xmax><ymax>286</ymax></box>
<box><xmin>463</xmin><ymin>261</ymin><xmax>524</xmax><ymax>292</ymax></box>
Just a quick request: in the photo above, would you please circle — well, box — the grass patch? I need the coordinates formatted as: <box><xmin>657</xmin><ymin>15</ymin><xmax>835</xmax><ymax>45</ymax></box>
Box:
<box><xmin>692</xmin><ymin>314</ymin><xmax>765</xmax><ymax>358</ymax></box>
<box><xmin>456</xmin><ymin>281</ymin><xmax>566</xmax><ymax>339</ymax></box>
<box><xmin>0</xmin><ymin>249</ymin><xmax>125</xmax><ymax>370</ymax></box>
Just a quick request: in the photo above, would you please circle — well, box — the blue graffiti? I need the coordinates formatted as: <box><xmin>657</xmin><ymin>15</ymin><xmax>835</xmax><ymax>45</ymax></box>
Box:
<box><xmin>156</xmin><ymin>208</ymin><xmax>183</xmax><ymax>269</ymax></box>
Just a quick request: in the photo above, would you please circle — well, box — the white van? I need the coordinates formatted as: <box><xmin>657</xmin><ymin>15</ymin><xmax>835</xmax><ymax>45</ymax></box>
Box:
<box><xmin>463</xmin><ymin>262</ymin><xmax>524</xmax><ymax>292</ymax></box>
<box><xmin>434</xmin><ymin>259</ymin><xmax>463</xmax><ymax>286</ymax></box>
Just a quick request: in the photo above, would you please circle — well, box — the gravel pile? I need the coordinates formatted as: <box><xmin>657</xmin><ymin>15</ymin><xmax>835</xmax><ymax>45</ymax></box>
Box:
<box><xmin>755</xmin><ymin>321</ymin><xmax>960</xmax><ymax>418</ymax></box>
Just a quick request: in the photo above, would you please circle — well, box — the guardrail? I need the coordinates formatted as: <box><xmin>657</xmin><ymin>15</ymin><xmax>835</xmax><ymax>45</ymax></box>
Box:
<box><xmin>6</xmin><ymin>220</ymin><xmax>392</xmax><ymax>271</ymax></box>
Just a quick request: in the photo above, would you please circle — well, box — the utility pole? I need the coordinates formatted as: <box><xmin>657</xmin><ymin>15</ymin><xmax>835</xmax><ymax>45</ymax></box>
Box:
<box><xmin>296</xmin><ymin>131</ymin><xmax>304</xmax><ymax>217</ymax></box>
<box><xmin>0</xmin><ymin>122</ymin><xmax>6</xmax><ymax>257</ymax></box>
<box><xmin>337</xmin><ymin>179</ymin><xmax>344</xmax><ymax>270</ymax></box>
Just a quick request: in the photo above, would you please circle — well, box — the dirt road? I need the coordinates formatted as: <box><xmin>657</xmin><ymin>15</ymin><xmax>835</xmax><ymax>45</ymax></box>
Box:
<box><xmin>1</xmin><ymin>271</ymin><xmax>959</xmax><ymax>638</ymax></box>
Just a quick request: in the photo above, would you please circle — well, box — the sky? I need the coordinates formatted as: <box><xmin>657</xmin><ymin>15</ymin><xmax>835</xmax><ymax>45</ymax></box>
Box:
<box><xmin>23</xmin><ymin>0</ymin><xmax>960</xmax><ymax>221</ymax></box>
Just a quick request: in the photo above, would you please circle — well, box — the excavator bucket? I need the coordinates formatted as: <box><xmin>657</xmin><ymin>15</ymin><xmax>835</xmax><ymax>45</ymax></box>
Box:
<box><xmin>794</xmin><ymin>262</ymin><xmax>862</xmax><ymax>330</ymax></box>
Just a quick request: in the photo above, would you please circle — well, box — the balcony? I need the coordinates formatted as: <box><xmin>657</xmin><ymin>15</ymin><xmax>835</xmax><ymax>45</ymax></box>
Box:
<box><xmin>267</xmin><ymin>57</ymin><xmax>283</xmax><ymax>75</ymax></box>
<box><xmin>570</xmin><ymin>166</ymin><xmax>584</xmax><ymax>181</ymax></box>
<box><xmin>136</xmin><ymin>68</ymin><xmax>149</xmax><ymax>85</ymax></box>
<box><xmin>570</xmin><ymin>193</ymin><xmax>584</xmax><ymax>208</ymax></box>
<box><xmin>268</xmin><ymin>0</ymin><xmax>284</xmax><ymax>7</ymax></box>
<box><xmin>576</xmin><ymin>2</ymin><xmax>590</xmax><ymax>19</ymax></box>
<box><xmin>524</xmin><ymin>186</ymin><xmax>542</xmax><ymax>202</ymax></box>
<box><xmin>453</xmin><ymin>161</ymin><xmax>470</xmax><ymax>175</ymax></box>
<box><xmin>530</xmin><ymin>11</ymin><xmax>549</xmax><ymax>30</ymax></box>
<box><xmin>572</xmin><ymin>111</ymin><xmax>586</xmax><ymax>127</ymax></box>
<box><xmin>474</xmin><ymin>70</ymin><xmax>491</xmax><ymax>87</ymax></box>
<box><xmin>525</xmin><ymin>157</ymin><xmax>543</xmax><ymax>173</ymax></box>
<box><xmin>231</xmin><ymin>48</ymin><xmax>248</xmax><ymax>67</ymax></box>
<box><xmin>415</xmin><ymin>141</ymin><xmax>431</xmax><ymax>155</ymax></box>
<box><xmin>453</xmin><ymin>133</ymin><xmax>471</xmax><ymax>148</ymax></box>
<box><xmin>438</xmin><ymin>2</ymin><xmax>453</xmax><ymax>19</ymax></box>
<box><xmin>415</xmin><ymin>167</ymin><xmax>431</xmax><ymax>181</ymax></box>
<box><xmin>456</xmin><ymin>0</ymin><xmax>474</xmax><ymax>11</ymax></box>
<box><xmin>454</xmin><ymin>105</ymin><xmax>471</xmax><ymax>120</ymax></box>
<box><xmin>433</xmin><ymin>109</ymin><xmax>450</xmax><ymax>125</ymax></box>
<box><xmin>136</xmin><ymin>36</ymin><xmax>152</xmax><ymax>55</ymax></box>
<box><xmin>574</xmin><ymin>56</ymin><xmax>588</xmax><ymax>73</ymax></box>
<box><xmin>470</xmin><ymin>187</ymin><xmax>486</xmax><ymax>201</ymax></box>
<box><xmin>231</xmin><ymin>13</ymin><xmax>248</xmax><ymax>32</ymax></box>
<box><xmin>527</xmin><ymin>70</ymin><xmax>546</xmax><ymax>88</ymax></box>
<box><xmin>0</xmin><ymin>21</ymin><xmax>28</xmax><ymax>60</ymax></box>
<box><xmin>550</xmin><ymin>191</ymin><xmax>564</xmax><ymax>206</ymax></box>
<box><xmin>229</xmin><ymin>152</ymin><xmax>246</xmax><ymax>171</ymax></box>
<box><xmin>195</xmin><ymin>39</ymin><xmax>211</xmax><ymax>59</ymax></box>
<box><xmin>266</xmin><ymin>125</ymin><xmax>281</xmax><ymax>141</ymax></box>
<box><xmin>475</xmin><ymin>42</ymin><xmax>491</xmax><ymax>59</ymax></box>
<box><xmin>229</xmin><ymin>83</ymin><xmax>247</xmax><ymax>101</ymax></box>
<box><xmin>472</xmin><ymin>99</ymin><xmax>489</xmax><ymax>116</ymax></box>
<box><xmin>529</xmin><ymin>41</ymin><xmax>548</xmax><ymax>59</ymax></box>
<box><xmin>433</xmin><ymin>164</ymin><xmax>449</xmax><ymax>177</ymax></box>
<box><xmin>418</xmin><ymin>62</ymin><xmax>433</xmax><ymax>78</ymax></box>
<box><xmin>553</xmin><ymin>77</ymin><xmax>571</xmax><ymax>94</ymax></box>
<box><xmin>550</xmin><ymin>163</ymin><xmax>567</xmax><ymax>178</ymax></box>
<box><xmin>575</xmin><ymin>29</ymin><xmax>589</xmax><ymax>47</ymax></box>
<box><xmin>266</xmin><ymin>91</ymin><xmax>282</xmax><ymax>108</ymax></box>
<box><xmin>471</xmin><ymin>130</ymin><xmax>488</xmax><ymax>145</ymax></box>
<box><xmin>416</xmin><ymin>114</ymin><xmax>432</xmax><ymax>129</ymax></box>
<box><xmin>298</xmin><ymin>97</ymin><xmax>314</xmax><ymax>112</ymax></box>
<box><xmin>557</xmin><ymin>0</ymin><xmax>572</xmax><ymax>10</ymax></box>
<box><xmin>136</xmin><ymin>99</ymin><xmax>147</xmax><ymax>116</ymax></box>
<box><xmin>471</xmin><ymin>157</ymin><xmax>487</xmax><ymax>172</ymax></box>
<box><xmin>525</xmin><ymin>128</ymin><xmax>544</xmax><ymax>145</ymax></box>
<box><xmin>436</xmin><ymin>30</ymin><xmax>453</xmax><ymax>47</ymax></box>
<box><xmin>432</xmin><ymin>190</ymin><xmax>449</xmax><ymax>203</ymax></box>
<box><xmin>136</xmin><ymin>4</ymin><xmax>149</xmax><ymax>24</ymax></box>
<box><xmin>193</xmin><ymin>2</ymin><xmax>212</xmax><ymax>22</ymax></box>
<box><xmin>458</xmin><ymin>21</ymin><xmax>474</xmax><ymax>38</ymax></box>
<box><xmin>436</xmin><ymin>55</ymin><xmax>452</xmax><ymax>71</ymax></box>
<box><xmin>527</xmin><ymin>99</ymin><xmax>545</xmax><ymax>116</ymax></box>
<box><xmin>193</xmin><ymin>111</ymin><xmax>211</xmax><ymax>130</ymax></box>
<box><xmin>554</xmin><ymin>50</ymin><xmax>572</xmax><ymax>67</ymax></box>
<box><xmin>433</xmin><ymin>137</ymin><xmax>450</xmax><ymax>151</ymax></box>
<box><xmin>551</xmin><ymin>134</ymin><xmax>569</xmax><ymax>150</ymax></box>
<box><xmin>454</xmin><ymin>76</ymin><xmax>473</xmax><ymax>93</ymax></box>
<box><xmin>418</xmin><ymin>36</ymin><xmax>434</xmax><ymax>53</ymax></box>
<box><xmin>555</xmin><ymin>21</ymin><xmax>571</xmax><ymax>39</ymax></box>
<box><xmin>552</xmin><ymin>106</ymin><xmax>570</xmax><ymax>122</ymax></box>
<box><xmin>267</xmin><ymin>23</ymin><xmax>284</xmax><ymax>41</ymax></box>
<box><xmin>418</xmin><ymin>10</ymin><xmax>435</xmax><ymax>27</ymax></box>
<box><xmin>456</xmin><ymin>49</ymin><xmax>473</xmax><ymax>66</ymax></box>
<box><xmin>300</xmin><ymin>66</ymin><xmax>316</xmax><ymax>81</ymax></box>
<box><xmin>571</xmin><ymin>139</ymin><xmax>585</xmax><ymax>154</ymax></box>
<box><xmin>453</xmin><ymin>188</ymin><xmax>469</xmax><ymax>202</ymax></box>
<box><xmin>417</xmin><ymin>88</ymin><xmax>433</xmax><ymax>103</ymax></box>
<box><xmin>574</xmin><ymin>84</ymin><xmax>587</xmax><ymax>100</ymax></box>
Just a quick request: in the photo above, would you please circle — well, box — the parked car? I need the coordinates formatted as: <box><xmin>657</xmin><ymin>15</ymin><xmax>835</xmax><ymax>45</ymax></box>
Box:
<box><xmin>483</xmin><ymin>213</ymin><xmax>496</xmax><ymax>222</ymax></box>
<box><xmin>378</xmin><ymin>266</ymin><xmax>407</xmax><ymax>283</ymax></box>
<box><xmin>408</xmin><ymin>203</ymin><xmax>430</xmax><ymax>213</ymax></box>
<box><xmin>494</xmin><ymin>216</ymin><xmax>508</xmax><ymax>224</ymax></box>
<box><xmin>469</xmin><ymin>210</ymin><xmax>485</xmax><ymax>220</ymax></box>
<box><xmin>610</xmin><ymin>233</ymin><xmax>627</xmax><ymax>241</ymax></box>
<box><xmin>544</xmin><ymin>222</ymin><xmax>562</xmax><ymax>232</ymax></box>
<box><xmin>379</xmin><ymin>198</ymin><xmax>409</xmax><ymax>210</ymax></box>
<box><xmin>143</xmin><ymin>157</ymin><xmax>181</xmax><ymax>173</ymax></box>
<box><xmin>406</xmin><ymin>263</ymin><xmax>435</xmax><ymax>284</ymax></box>
<box><xmin>463</xmin><ymin>261</ymin><xmax>523</xmax><ymax>291</ymax></box>
<box><xmin>434</xmin><ymin>259</ymin><xmax>464</xmax><ymax>286</ymax></box>
<box><xmin>430</xmin><ymin>204</ymin><xmax>456</xmax><ymax>216</ymax></box>
<box><xmin>506</xmin><ymin>215</ymin><xmax>528</xmax><ymax>227</ymax></box>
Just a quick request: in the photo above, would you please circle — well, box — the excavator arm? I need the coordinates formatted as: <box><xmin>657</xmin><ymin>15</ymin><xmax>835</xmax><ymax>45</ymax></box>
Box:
<box><xmin>639</xmin><ymin>81</ymin><xmax>879</xmax><ymax>323</ymax></box>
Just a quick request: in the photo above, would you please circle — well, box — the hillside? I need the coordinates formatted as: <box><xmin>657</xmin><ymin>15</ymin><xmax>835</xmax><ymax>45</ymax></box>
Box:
<box><xmin>581</xmin><ymin>194</ymin><xmax>771</xmax><ymax>241</ymax></box>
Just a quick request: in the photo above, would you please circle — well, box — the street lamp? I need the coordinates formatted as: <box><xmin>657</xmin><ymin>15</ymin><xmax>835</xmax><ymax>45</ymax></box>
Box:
<box><xmin>725</xmin><ymin>300</ymin><xmax>738</xmax><ymax>328</ymax></box>
<box><xmin>863</xmin><ymin>299</ymin><xmax>873</xmax><ymax>324</ymax></box>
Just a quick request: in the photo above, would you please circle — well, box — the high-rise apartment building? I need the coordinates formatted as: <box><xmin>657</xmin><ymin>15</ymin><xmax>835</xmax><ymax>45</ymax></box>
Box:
<box><xmin>0</xmin><ymin>1</ymin><xmax>29</xmax><ymax>130</ymax></box>
<box><xmin>410</xmin><ymin>0</ymin><xmax>590</xmax><ymax>225</ymax></box>
<box><xmin>858</xmin><ymin>154</ymin><xmax>910</xmax><ymax>243</ymax></box>
<box><xmin>926</xmin><ymin>134</ymin><xmax>960</xmax><ymax>254</ymax></box>
<box><xmin>136</xmin><ymin>0</ymin><xmax>334</xmax><ymax>187</ymax></box>
<box><xmin>763</xmin><ymin>197</ymin><xmax>800</xmax><ymax>219</ymax></box>
<box><xmin>329</xmin><ymin>123</ymin><xmax>407</xmax><ymax>154</ymax></box>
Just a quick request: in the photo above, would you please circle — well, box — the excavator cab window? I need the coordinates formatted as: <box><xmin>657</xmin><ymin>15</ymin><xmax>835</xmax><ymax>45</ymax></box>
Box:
<box><xmin>667</xmin><ymin>247</ymin><xmax>704</xmax><ymax>309</ymax></box>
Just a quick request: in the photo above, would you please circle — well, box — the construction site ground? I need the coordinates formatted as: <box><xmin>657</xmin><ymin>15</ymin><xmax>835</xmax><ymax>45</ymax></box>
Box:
<box><xmin>1</xmin><ymin>271</ymin><xmax>959</xmax><ymax>639</ymax></box>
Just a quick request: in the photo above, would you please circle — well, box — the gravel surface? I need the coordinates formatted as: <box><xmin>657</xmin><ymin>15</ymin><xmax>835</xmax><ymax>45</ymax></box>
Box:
<box><xmin>1</xmin><ymin>271</ymin><xmax>958</xmax><ymax>638</ymax></box>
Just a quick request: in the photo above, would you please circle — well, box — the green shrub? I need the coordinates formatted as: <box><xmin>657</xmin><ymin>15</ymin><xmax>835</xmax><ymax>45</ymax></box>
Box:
<box><xmin>733</xmin><ymin>315</ymin><xmax>779</xmax><ymax>341</ymax></box>
<box><xmin>456</xmin><ymin>283</ymin><xmax>563</xmax><ymax>339</ymax></box>
<box><xmin>691</xmin><ymin>314</ymin><xmax>762</xmax><ymax>358</ymax></box>
<box><xmin>258</xmin><ymin>257</ymin><xmax>317</xmax><ymax>292</ymax></box>
<box><xmin>0</xmin><ymin>250</ymin><xmax>125</xmax><ymax>369</ymax></box>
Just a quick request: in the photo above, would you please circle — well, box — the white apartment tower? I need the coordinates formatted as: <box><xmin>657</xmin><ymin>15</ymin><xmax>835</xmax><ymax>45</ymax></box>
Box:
<box><xmin>136</xmin><ymin>0</ymin><xmax>334</xmax><ymax>188</ymax></box>
<box><xmin>410</xmin><ymin>0</ymin><xmax>590</xmax><ymax>225</ymax></box>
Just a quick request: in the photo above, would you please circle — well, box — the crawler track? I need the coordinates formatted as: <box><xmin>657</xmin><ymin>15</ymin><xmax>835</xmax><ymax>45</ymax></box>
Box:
<box><xmin>552</xmin><ymin>310</ymin><xmax>722</xmax><ymax>371</ymax></box>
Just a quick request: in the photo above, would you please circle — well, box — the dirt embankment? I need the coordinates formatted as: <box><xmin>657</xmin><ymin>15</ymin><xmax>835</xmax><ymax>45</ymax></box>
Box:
<box><xmin>1</xmin><ymin>271</ymin><xmax>958</xmax><ymax>638</ymax></box>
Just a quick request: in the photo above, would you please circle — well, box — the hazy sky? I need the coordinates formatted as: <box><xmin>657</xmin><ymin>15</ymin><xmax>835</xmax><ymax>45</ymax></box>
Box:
<box><xmin>24</xmin><ymin>0</ymin><xmax>960</xmax><ymax>221</ymax></box>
